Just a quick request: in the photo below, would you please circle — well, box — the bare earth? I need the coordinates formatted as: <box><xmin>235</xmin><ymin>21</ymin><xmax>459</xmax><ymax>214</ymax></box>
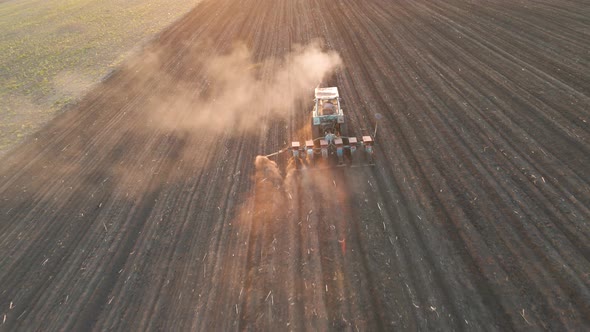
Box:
<box><xmin>1</xmin><ymin>0</ymin><xmax>589</xmax><ymax>330</ymax></box>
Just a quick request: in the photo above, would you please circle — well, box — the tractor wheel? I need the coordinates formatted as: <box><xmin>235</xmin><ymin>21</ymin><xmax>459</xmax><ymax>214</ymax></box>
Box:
<box><xmin>339</xmin><ymin>123</ymin><xmax>348</xmax><ymax>137</ymax></box>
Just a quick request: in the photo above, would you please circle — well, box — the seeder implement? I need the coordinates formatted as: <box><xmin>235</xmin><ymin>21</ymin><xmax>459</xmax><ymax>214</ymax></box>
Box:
<box><xmin>288</xmin><ymin>134</ymin><xmax>375</xmax><ymax>168</ymax></box>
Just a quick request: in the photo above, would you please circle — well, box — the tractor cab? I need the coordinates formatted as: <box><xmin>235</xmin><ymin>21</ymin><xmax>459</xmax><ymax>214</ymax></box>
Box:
<box><xmin>312</xmin><ymin>87</ymin><xmax>346</xmax><ymax>138</ymax></box>
<box><xmin>318</xmin><ymin>98</ymin><xmax>338</xmax><ymax>115</ymax></box>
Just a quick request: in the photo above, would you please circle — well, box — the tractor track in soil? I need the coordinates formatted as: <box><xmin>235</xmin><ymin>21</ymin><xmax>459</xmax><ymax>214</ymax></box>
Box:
<box><xmin>0</xmin><ymin>0</ymin><xmax>589</xmax><ymax>330</ymax></box>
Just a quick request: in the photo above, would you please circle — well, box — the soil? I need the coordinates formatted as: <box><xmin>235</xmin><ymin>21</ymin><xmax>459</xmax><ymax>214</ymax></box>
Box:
<box><xmin>0</xmin><ymin>0</ymin><xmax>589</xmax><ymax>330</ymax></box>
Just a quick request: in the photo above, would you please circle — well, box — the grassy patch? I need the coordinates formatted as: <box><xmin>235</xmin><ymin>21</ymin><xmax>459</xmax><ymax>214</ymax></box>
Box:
<box><xmin>0</xmin><ymin>0</ymin><xmax>201</xmax><ymax>156</ymax></box>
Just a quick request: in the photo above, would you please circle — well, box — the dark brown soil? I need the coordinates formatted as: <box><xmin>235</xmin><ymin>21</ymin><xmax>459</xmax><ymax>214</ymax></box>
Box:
<box><xmin>1</xmin><ymin>0</ymin><xmax>589</xmax><ymax>330</ymax></box>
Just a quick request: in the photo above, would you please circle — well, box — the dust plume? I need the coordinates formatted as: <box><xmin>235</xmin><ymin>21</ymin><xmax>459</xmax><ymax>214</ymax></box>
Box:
<box><xmin>149</xmin><ymin>42</ymin><xmax>342</xmax><ymax>133</ymax></box>
<box><xmin>230</xmin><ymin>156</ymin><xmax>287</xmax><ymax>237</ymax></box>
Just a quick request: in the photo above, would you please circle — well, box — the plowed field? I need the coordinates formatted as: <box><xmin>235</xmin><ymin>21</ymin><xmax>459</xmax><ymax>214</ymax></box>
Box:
<box><xmin>1</xmin><ymin>0</ymin><xmax>589</xmax><ymax>330</ymax></box>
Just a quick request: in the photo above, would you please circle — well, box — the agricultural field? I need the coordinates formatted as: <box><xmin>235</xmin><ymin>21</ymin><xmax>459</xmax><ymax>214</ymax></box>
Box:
<box><xmin>0</xmin><ymin>0</ymin><xmax>589</xmax><ymax>330</ymax></box>
<box><xmin>0</xmin><ymin>0</ymin><xmax>200</xmax><ymax>155</ymax></box>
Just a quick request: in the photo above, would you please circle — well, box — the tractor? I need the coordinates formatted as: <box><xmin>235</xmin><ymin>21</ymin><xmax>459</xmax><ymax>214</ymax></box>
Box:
<box><xmin>289</xmin><ymin>87</ymin><xmax>375</xmax><ymax>168</ymax></box>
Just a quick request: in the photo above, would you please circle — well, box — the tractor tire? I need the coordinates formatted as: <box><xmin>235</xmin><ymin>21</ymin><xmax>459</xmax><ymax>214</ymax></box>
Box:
<box><xmin>339</xmin><ymin>123</ymin><xmax>348</xmax><ymax>137</ymax></box>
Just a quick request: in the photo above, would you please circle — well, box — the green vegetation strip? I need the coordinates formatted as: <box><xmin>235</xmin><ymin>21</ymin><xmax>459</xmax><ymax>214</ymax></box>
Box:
<box><xmin>0</xmin><ymin>0</ymin><xmax>200</xmax><ymax>155</ymax></box>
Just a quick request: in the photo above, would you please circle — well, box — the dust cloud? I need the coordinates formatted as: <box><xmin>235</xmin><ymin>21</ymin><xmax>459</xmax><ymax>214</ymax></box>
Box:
<box><xmin>231</xmin><ymin>156</ymin><xmax>288</xmax><ymax>235</ymax></box>
<box><xmin>244</xmin><ymin>155</ymin><xmax>353</xmax><ymax>225</ymax></box>
<box><xmin>149</xmin><ymin>42</ymin><xmax>342</xmax><ymax>134</ymax></box>
<box><xmin>254</xmin><ymin>155</ymin><xmax>284</xmax><ymax>187</ymax></box>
